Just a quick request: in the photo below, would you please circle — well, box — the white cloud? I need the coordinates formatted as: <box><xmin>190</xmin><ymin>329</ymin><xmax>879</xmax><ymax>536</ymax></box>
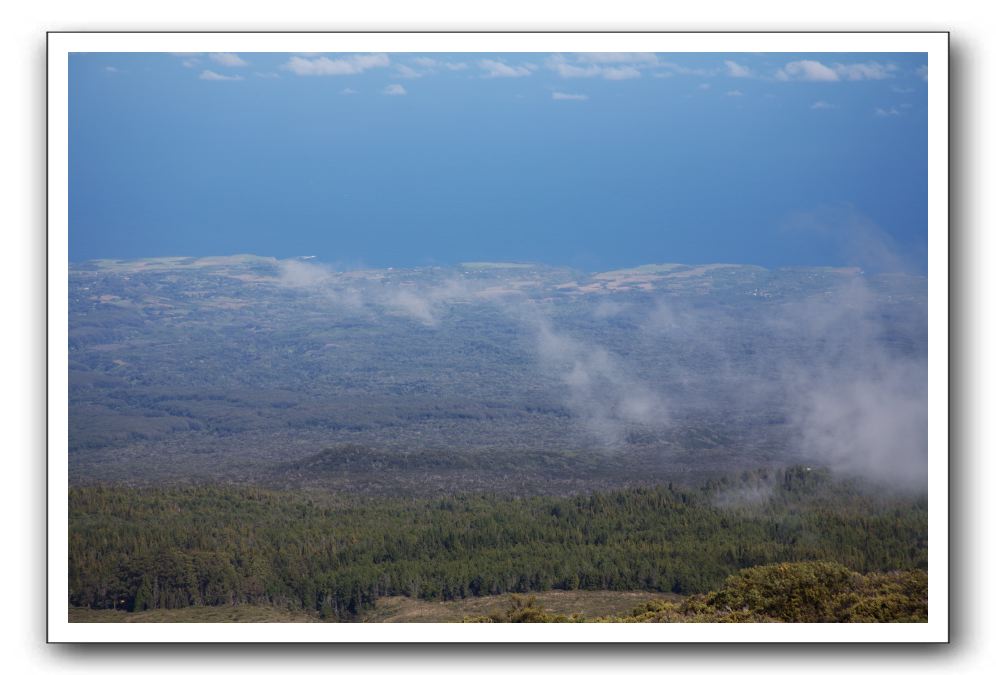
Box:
<box><xmin>575</xmin><ymin>52</ymin><xmax>658</xmax><ymax>65</ymax></box>
<box><xmin>724</xmin><ymin>60</ymin><xmax>752</xmax><ymax>78</ymax></box>
<box><xmin>104</xmin><ymin>66</ymin><xmax>119</xmax><ymax>73</ymax></box>
<box><xmin>199</xmin><ymin>70</ymin><xmax>244</xmax><ymax>81</ymax></box>
<box><xmin>810</xmin><ymin>100</ymin><xmax>837</xmax><ymax>110</ymax></box>
<box><xmin>479</xmin><ymin>59</ymin><xmax>533</xmax><ymax>78</ymax></box>
<box><xmin>917</xmin><ymin>65</ymin><xmax>928</xmax><ymax>81</ymax></box>
<box><xmin>394</xmin><ymin>64</ymin><xmax>424</xmax><ymax>79</ymax></box>
<box><xmin>776</xmin><ymin>60</ymin><xmax>840</xmax><ymax>82</ymax></box>
<box><xmin>726</xmin><ymin>89</ymin><xmax>744</xmax><ymax>97</ymax></box>
<box><xmin>601</xmin><ymin>67</ymin><xmax>641</xmax><ymax>81</ymax></box>
<box><xmin>382</xmin><ymin>83</ymin><xmax>407</xmax><ymax>96</ymax></box>
<box><xmin>209</xmin><ymin>53</ymin><xmax>249</xmax><ymax>68</ymax></box>
<box><xmin>282</xmin><ymin>54</ymin><xmax>390</xmax><ymax>76</ymax></box>
<box><xmin>170</xmin><ymin>53</ymin><xmax>201</xmax><ymax>68</ymax></box>
<box><xmin>277</xmin><ymin>260</ymin><xmax>333</xmax><ymax>288</ymax></box>
<box><xmin>550</xmin><ymin>53</ymin><xmax>721</xmax><ymax>80</ymax></box>
<box><xmin>782</xmin><ymin>205</ymin><xmax>912</xmax><ymax>275</ymax></box>
<box><xmin>551</xmin><ymin>92</ymin><xmax>588</xmax><ymax>101</ymax></box>
<box><xmin>697</xmin><ymin>83</ymin><xmax>711</xmax><ymax>91</ymax></box>
<box><xmin>776</xmin><ymin>60</ymin><xmax>896</xmax><ymax>82</ymax></box>
<box><xmin>772</xmin><ymin>278</ymin><xmax>927</xmax><ymax>487</ymax></box>
<box><xmin>530</xmin><ymin>316</ymin><xmax>669</xmax><ymax>447</ymax></box>
<box><xmin>892</xmin><ymin>85</ymin><xmax>915</xmax><ymax>94</ymax></box>
<box><xmin>546</xmin><ymin>54</ymin><xmax>640</xmax><ymax>80</ymax></box>
<box><xmin>410</xmin><ymin>57</ymin><xmax>468</xmax><ymax>71</ymax></box>
<box><xmin>658</xmin><ymin>61</ymin><xmax>717</xmax><ymax>77</ymax></box>
<box><xmin>834</xmin><ymin>62</ymin><xmax>896</xmax><ymax>81</ymax></box>
<box><xmin>548</xmin><ymin>60</ymin><xmax>596</xmax><ymax>78</ymax></box>
<box><xmin>378</xmin><ymin>278</ymin><xmax>475</xmax><ymax>327</ymax></box>
<box><xmin>340</xmin><ymin>88</ymin><xmax>358</xmax><ymax>95</ymax></box>
<box><xmin>875</xmin><ymin>106</ymin><xmax>901</xmax><ymax>117</ymax></box>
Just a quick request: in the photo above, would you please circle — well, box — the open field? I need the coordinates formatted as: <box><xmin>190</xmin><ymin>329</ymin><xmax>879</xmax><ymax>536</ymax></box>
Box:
<box><xmin>69</xmin><ymin>590</ymin><xmax>679</xmax><ymax>623</ymax></box>
<box><xmin>69</xmin><ymin>605</ymin><xmax>322</xmax><ymax>623</ymax></box>
<box><xmin>69</xmin><ymin>591</ymin><xmax>681</xmax><ymax>623</ymax></box>
<box><xmin>68</xmin><ymin>562</ymin><xmax>928</xmax><ymax>624</ymax></box>
<box><xmin>362</xmin><ymin>590</ymin><xmax>683</xmax><ymax>622</ymax></box>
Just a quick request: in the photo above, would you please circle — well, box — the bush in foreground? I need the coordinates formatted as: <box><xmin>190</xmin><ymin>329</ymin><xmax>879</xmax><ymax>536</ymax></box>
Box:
<box><xmin>468</xmin><ymin>562</ymin><xmax>927</xmax><ymax>623</ymax></box>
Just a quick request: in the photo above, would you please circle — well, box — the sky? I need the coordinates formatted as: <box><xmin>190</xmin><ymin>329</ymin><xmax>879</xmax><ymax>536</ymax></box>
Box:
<box><xmin>69</xmin><ymin>51</ymin><xmax>929</xmax><ymax>273</ymax></box>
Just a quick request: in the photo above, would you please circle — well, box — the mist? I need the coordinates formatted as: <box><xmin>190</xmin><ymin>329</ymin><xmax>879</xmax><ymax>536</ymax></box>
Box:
<box><xmin>264</xmin><ymin>255</ymin><xmax>927</xmax><ymax>488</ymax></box>
<box><xmin>529</xmin><ymin>313</ymin><xmax>669</xmax><ymax>447</ymax></box>
<box><xmin>773</xmin><ymin>277</ymin><xmax>928</xmax><ymax>488</ymax></box>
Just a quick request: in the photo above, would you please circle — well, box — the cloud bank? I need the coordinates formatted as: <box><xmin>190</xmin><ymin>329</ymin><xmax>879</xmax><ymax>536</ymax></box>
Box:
<box><xmin>479</xmin><ymin>59</ymin><xmax>534</xmax><ymax>78</ymax></box>
<box><xmin>776</xmin><ymin>60</ymin><xmax>897</xmax><ymax>82</ymax></box>
<box><xmin>209</xmin><ymin>53</ymin><xmax>249</xmax><ymax>68</ymax></box>
<box><xmin>199</xmin><ymin>70</ymin><xmax>244</xmax><ymax>81</ymax></box>
<box><xmin>264</xmin><ymin>238</ymin><xmax>926</xmax><ymax>487</ymax></box>
<box><xmin>282</xmin><ymin>54</ymin><xmax>390</xmax><ymax>76</ymax></box>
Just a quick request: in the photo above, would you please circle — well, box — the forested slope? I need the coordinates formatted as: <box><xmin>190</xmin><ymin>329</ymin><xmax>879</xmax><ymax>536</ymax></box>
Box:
<box><xmin>69</xmin><ymin>467</ymin><xmax>926</xmax><ymax>621</ymax></box>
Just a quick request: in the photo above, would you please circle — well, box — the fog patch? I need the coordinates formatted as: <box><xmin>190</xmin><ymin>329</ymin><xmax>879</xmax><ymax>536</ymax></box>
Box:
<box><xmin>276</xmin><ymin>259</ymin><xmax>334</xmax><ymax>288</ymax></box>
<box><xmin>591</xmin><ymin>300</ymin><xmax>632</xmax><ymax>320</ymax></box>
<box><xmin>712</xmin><ymin>481</ymin><xmax>776</xmax><ymax>508</ymax></box>
<box><xmin>270</xmin><ymin>255</ymin><xmax>927</xmax><ymax>484</ymax></box>
<box><xmin>642</xmin><ymin>301</ymin><xmax>679</xmax><ymax>334</ymax></box>
<box><xmin>378</xmin><ymin>278</ymin><xmax>476</xmax><ymax>326</ymax></box>
<box><xmin>783</xmin><ymin>205</ymin><xmax>915</xmax><ymax>274</ymax></box>
<box><xmin>274</xmin><ymin>260</ymin><xmax>483</xmax><ymax>324</ymax></box>
<box><xmin>775</xmin><ymin>277</ymin><xmax>927</xmax><ymax>488</ymax></box>
<box><xmin>789</xmin><ymin>358</ymin><xmax>926</xmax><ymax>488</ymax></box>
<box><xmin>529</xmin><ymin>313</ymin><xmax>669</xmax><ymax>447</ymax></box>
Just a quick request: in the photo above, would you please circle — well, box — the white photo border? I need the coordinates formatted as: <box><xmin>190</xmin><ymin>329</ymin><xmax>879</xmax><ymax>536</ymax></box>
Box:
<box><xmin>47</xmin><ymin>31</ymin><xmax>949</xmax><ymax>643</ymax></box>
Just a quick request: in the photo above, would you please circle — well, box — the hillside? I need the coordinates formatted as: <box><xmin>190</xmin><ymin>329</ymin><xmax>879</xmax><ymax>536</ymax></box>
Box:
<box><xmin>68</xmin><ymin>256</ymin><xmax>927</xmax><ymax>493</ymax></box>
<box><xmin>69</xmin><ymin>468</ymin><xmax>926</xmax><ymax>621</ymax></box>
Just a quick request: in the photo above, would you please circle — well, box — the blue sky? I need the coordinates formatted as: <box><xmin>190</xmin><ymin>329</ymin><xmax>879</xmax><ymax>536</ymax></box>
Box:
<box><xmin>69</xmin><ymin>52</ymin><xmax>929</xmax><ymax>272</ymax></box>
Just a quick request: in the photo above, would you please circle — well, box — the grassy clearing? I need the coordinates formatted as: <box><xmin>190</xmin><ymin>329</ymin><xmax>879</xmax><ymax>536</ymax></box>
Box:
<box><xmin>69</xmin><ymin>564</ymin><xmax>927</xmax><ymax>624</ymax></box>
<box><xmin>69</xmin><ymin>590</ymin><xmax>679</xmax><ymax>623</ymax></box>
<box><xmin>69</xmin><ymin>605</ymin><xmax>321</xmax><ymax>623</ymax></box>
<box><xmin>361</xmin><ymin>590</ymin><xmax>682</xmax><ymax>623</ymax></box>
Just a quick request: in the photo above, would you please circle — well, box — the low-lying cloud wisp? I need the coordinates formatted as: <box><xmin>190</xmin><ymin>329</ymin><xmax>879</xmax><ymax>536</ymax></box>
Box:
<box><xmin>265</xmin><ymin>253</ymin><xmax>926</xmax><ymax>485</ymax></box>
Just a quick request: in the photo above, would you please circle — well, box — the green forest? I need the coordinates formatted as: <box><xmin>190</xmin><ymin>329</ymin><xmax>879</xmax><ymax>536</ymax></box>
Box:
<box><xmin>69</xmin><ymin>467</ymin><xmax>927</xmax><ymax>621</ymax></box>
